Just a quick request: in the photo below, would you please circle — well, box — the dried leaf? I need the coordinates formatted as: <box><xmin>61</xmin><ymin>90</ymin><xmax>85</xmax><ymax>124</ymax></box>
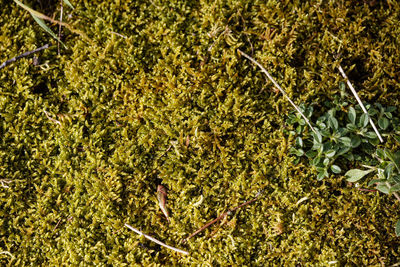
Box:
<box><xmin>157</xmin><ymin>185</ymin><xmax>170</xmax><ymax>222</ymax></box>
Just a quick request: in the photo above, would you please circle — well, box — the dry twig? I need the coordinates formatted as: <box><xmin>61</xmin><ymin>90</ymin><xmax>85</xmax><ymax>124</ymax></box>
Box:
<box><xmin>124</xmin><ymin>223</ymin><xmax>189</xmax><ymax>255</ymax></box>
<box><xmin>238</xmin><ymin>49</ymin><xmax>317</xmax><ymax>134</ymax></box>
<box><xmin>338</xmin><ymin>65</ymin><xmax>383</xmax><ymax>142</ymax></box>
<box><xmin>183</xmin><ymin>191</ymin><xmax>262</xmax><ymax>243</ymax></box>
<box><xmin>0</xmin><ymin>44</ymin><xmax>50</xmax><ymax>70</ymax></box>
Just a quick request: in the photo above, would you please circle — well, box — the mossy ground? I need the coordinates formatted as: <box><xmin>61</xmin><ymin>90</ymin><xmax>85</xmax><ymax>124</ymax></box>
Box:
<box><xmin>1</xmin><ymin>0</ymin><xmax>400</xmax><ymax>265</ymax></box>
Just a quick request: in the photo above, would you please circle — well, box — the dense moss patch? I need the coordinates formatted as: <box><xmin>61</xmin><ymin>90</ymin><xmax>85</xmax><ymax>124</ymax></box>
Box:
<box><xmin>1</xmin><ymin>0</ymin><xmax>400</xmax><ymax>265</ymax></box>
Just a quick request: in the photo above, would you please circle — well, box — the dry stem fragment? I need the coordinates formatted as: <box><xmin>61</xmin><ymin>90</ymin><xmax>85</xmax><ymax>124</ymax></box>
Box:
<box><xmin>124</xmin><ymin>223</ymin><xmax>188</xmax><ymax>255</ymax></box>
<box><xmin>157</xmin><ymin>185</ymin><xmax>170</xmax><ymax>222</ymax></box>
<box><xmin>183</xmin><ymin>191</ymin><xmax>262</xmax><ymax>242</ymax></box>
<box><xmin>238</xmin><ymin>49</ymin><xmax>317</xmax><ymax>134</ymax></box>
<box><xmin>338</xmin><ymin>65</ymin><xmax>383</xmax><ymax>142</ymax></box>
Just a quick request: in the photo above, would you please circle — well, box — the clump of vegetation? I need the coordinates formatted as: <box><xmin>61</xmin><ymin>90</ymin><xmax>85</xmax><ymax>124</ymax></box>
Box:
<box><xmin>287</xmin><ymin>91</ymin><xmax>400</xmax><ymax>235</ymax></box>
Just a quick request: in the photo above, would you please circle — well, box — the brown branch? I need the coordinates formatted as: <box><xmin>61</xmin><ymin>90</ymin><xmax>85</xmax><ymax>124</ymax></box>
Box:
<box><xmin>183</xmin><ymin>192</ymin><xmax>262</xmax><ymax>243</ymax></box>
<box><xmin>0</xmin><ymin>44</ymin><xmax>50</xmax><ymax>70</ymax></box>
<box><xmin>124</xmin><ymin>223</ymin><xmax>189</xmax><ymax>255</ymax></box>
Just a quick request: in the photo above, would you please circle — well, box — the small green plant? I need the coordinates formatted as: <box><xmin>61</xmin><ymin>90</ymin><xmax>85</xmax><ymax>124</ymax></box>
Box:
<box><xmin>13</xmin><ymin>0</ymin><xmax>92</xmax><ymax>47</ymax></box>
<box><xmin>14</xmin><ymin>0</ymin><xmax>74</xmax><ymax>48</ymax></box>
<box><xmin>287</xmin><ymin>98</ymin><xmax>398</xmax><ymax>180</ymax></box>
<box><xmin>287</xmin><ymin>95</ymin><xmax>400</xmax><ymax>236</ymax></box>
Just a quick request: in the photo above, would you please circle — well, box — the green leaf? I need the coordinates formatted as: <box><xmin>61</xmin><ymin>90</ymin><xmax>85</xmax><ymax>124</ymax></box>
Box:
<box><xmin>295</xmin><ymin>137</ymin><xmax>303</xmax><ymax>147</ymax></box>
<box><xmin>331</xmin><ymin>165</ymin><xmax>341</xmax><ymax>174</ymax></box>
<box><xmin>368</xmin><ymin>178</ymin><xmax>386</xmax><ymax>187</ymax></box>
<box><xmin>14</xmin><ymin>0</ymin><xmax>67</xmax><ymax>48</ymax></box>
<box><xmin>386</xmin><ymin>106</ymin><xmax>396</xmax><ymax>113</ymax></box>
<box><xmin>348</xmin><ymin>106</ymin><xmax>356</xmax><ymax>124</ymax></box>
<box><xmin>376</xmin><ymin>184</ymin><xmax>389</xmax><ymax>194</ymax></box>
<box><xmin>328</xmin><ymin>116</ymin><xmax>339</xmax><ymax>130</ymax></box>
<box><xmin>317</xmin><ymin>169</ymin><xmax>328</xmax><ymax>180</ymax></box>
<box><xmin>339</xmin><ymin>81</ymin><xmax>346</xmax><ymax>91</ymax></box>
<box><xmin>350</xmin><ymin>136</ymin><xmax>361</xmax><ymax>148</ymax></box>
<box><xmin>359</xmin><ymin>113</ymin><xmax>369</xmax><ymax>128</ymax></box>
<box><xmin>396</xmin><ymin>219</ymin><xmax>400</xmax><ymax>237</ymax></box>
<box><xmin>63</xmin><ymin>0</ymin><xmax>75</xmax><ymax>9</ymax></box>
<box><xmin>311</xmin><ymin>131</ymin><xmax>322</xmax><ymax>143</ymax></box>
<box><xmin>378</xmin><ymin>117</ymin><xmax>389</xmax><ymax>130</ymax></box>
<box><xmin>31</xmin><ymin>15</ymin><xmax>67</xmax><ymax>48</ymax></box>
<box><xmin>31</xmin><ymin>13</ymin><xmax>67</xmax><ymax>48</ymax></box>
<box><xmin>389</xmin><ymin>183</ymin><xmax>400</xmax><ymax>193</ymax></box>
<box><xmin>384</xmin><ymin>149</ymin><xmax>400</xmax><ymax>171</ymax></box>
<box><xmin>394</xmin><ymin>136</ymin><xmax>400</xmax><ymax>145</ymax></box>
<box><xmin>320</xmin><ymin>129</ymin><xmax>331</xmax><ymax>137</ymax></box>
<box><xmin>325</xmin><ymin>150</ymin><xmax>336</xmax><ymax>158</ymax></box>
<box><xmin>289</xmin><ymin>147</ymin><xmax>304</xmax><ymax>157</ymax></box>
<box><xmin>384</xmin><ymin>163</ymin><xmax>394</xmax><ymax>180</ymax></box>
<box><xmin>367</xmin><ymin>107</ymin><xmax>378</xmax><ymax>116</ymax></box>
<box><xmin>343</xmin><ymin>153</ymin><xmax>354</xmax><ymax>161</ymax></box>
<box><xmin>311</xmin><ymin>157</ymin><xmax>321</xmax><ymax>166</ymax></box>
<box><xmin>339</xmin><ymin>137</ymin><xmax>352</xmax><ymax>147</ymax></box>
<box><xmin>345</xmin><ymin>169</ymin><xmax>374</xmax><ymax>182</ymax></box>
<box><xmin>346</xmin><ymin>123</ymin><xmax>358</xmax><ymax>132</ymax></box>
<box><xmin>336</xmin><ymin>147</ymin><xmax>350</xmax><ymax>156</ymax></box>
<box><xmin>369</xmin><ymin>137</ymin><xmax>380</xmax><ymax>146</ymax></box>
<box><xmin>376</xmin><ymin>149</ymin><xmax>385</xmax><ymax>159</ymax></box>
<box><xmin>305</xmin><ymin>150</ymin><xmax>317</xmax><ymax>158</ymax></box>
<box><xmin>365</xmin><ymin>132</ymin><xmax>377</xmax><ymax>139</ymax></box>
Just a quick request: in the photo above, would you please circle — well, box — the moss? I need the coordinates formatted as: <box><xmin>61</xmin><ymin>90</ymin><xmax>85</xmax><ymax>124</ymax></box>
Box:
<box><xmin>1</xmin><ymin>0</ymin><xmax>400</xmax><ymax>265</ymax></box>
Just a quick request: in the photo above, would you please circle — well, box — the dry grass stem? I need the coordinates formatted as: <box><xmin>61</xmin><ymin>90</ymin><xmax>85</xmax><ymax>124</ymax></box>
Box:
<box><xmin>0</xmin><ymin>179</ymin><xmax>12</xmax><ymax>188</ymax></box>
<box><xmin>110</xmin><ymin>31</ymin><xmax>127</xmax><ymax>39</ymax></box>
<box><xmin>238</xmin><ymin>49</ymin><xmax>317</xmax><ymax>134</ymax></box>
<box><xmin>338</xmin><ymin>65</ymin><xmax>383</xmax><ymax>143</ymax></box>
<box><xmin>0</xmin><ymin>44</ymin><xmax>50</xmax><ymax>70</ymax></box>
<box><xmin>184</xmin><ymin>192</ymin><xmax>262</xmax><ymax>242</ymax></box>
<box><xmin>57</xmin><ymin>0</ymin><xmax>63</xmax><ymax>55</ymax></box>
<box><xmin>14</xmin><ymin>0</ymin><xmax>92</xmax><ymax>44</ymax></box>
<box><xmin>44</xmin><ymin>109</ymin><xmax>61</xmax><ymax>126</ymax></box>
<box><xmin>124</xmin><ymin>223</ymin><xmax>189</xmax><ymax>255</ymax></box>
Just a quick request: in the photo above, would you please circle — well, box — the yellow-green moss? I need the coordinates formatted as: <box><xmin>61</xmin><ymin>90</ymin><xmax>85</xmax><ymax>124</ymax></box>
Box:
<box><xmin>1</xmin><ymin>0</ymin><xmax>400</xmax><ymax>265</ymax></box>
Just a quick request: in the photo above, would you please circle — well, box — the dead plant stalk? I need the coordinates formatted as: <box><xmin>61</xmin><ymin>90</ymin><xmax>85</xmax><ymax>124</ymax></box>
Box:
<box><xmin>183</xmin><ymin>192</ymin><xmax>262</xmax><ymax>242</ymax></box>
<box><xmin>124</xmin><ymin>223</ymin><xmax>189</xmax><ymax>255</ymax></box>
<box><xmin>338</xmin><ymin>65</ymin><xmax>383</xmax><ymax>142</ymax></box>
<box><xmin>238</xmin><ymin>49</ymin><xmax>317</xmax><ymax>134</ymax></box>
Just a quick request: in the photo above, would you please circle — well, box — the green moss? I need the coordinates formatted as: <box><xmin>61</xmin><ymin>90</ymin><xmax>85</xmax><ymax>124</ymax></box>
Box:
<box><xmin>1</xmin><ymin>0</ymin><xmax>400</xmax><ymax>265</ymax></box>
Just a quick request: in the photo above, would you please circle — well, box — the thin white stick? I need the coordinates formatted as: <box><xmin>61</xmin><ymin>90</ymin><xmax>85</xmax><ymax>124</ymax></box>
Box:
<box><xmin>43</xmin><ymin>109</ymin><xmax>61</xmax><ymax>126</ymax></box>
<box><xmin>57</xmin><ymin>0</ymin><xmax>63</xmax><ymax>55</ymax></box>
<box><xmin>124</xmin><ymin>223</ymin><xmax>189</xmax><ymax>255</ymax></box>
<box><xmin>338</xmin><ymin>65</ymin><xmax>383</xmax><ymax>143</ymax></box>
<box><xmin>110</xmin><ymin>31</ymin><xmax>127</xmax><ymax>39</ymax></box>
<box><xmin>238</xmin><ymin>49</ymin><xmax>317</xmax><ymax>134</ymax></box>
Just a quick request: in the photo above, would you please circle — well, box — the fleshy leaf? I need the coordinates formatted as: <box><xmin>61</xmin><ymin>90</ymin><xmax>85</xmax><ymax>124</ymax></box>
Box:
<box><xmin>345</xmin><ymin>169</ymin><xmax>374</xmax><ymax>182</ymax></box>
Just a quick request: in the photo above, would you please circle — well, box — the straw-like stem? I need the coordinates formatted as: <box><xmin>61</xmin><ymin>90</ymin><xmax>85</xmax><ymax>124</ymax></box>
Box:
<box><xmin>124</xmin><ymin>223</ymin><xmax>189</xmax><ymax>255</ymax></box>
<box><xmin>238</xmin><ymin>49</ymin><xmax>317</xmax><ymax>134</ymax></box>
<box><xmin>338</xmin><ymin>65</ymin><xmax>383</xmax><ymax>143</ymax></box>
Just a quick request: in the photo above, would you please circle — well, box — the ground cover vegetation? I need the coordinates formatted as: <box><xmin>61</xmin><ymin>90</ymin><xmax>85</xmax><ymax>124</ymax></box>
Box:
<box><xmin>1</xmin><ymin>0</ymin><xmax>400</xmax><ymax>265</ymax></box>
